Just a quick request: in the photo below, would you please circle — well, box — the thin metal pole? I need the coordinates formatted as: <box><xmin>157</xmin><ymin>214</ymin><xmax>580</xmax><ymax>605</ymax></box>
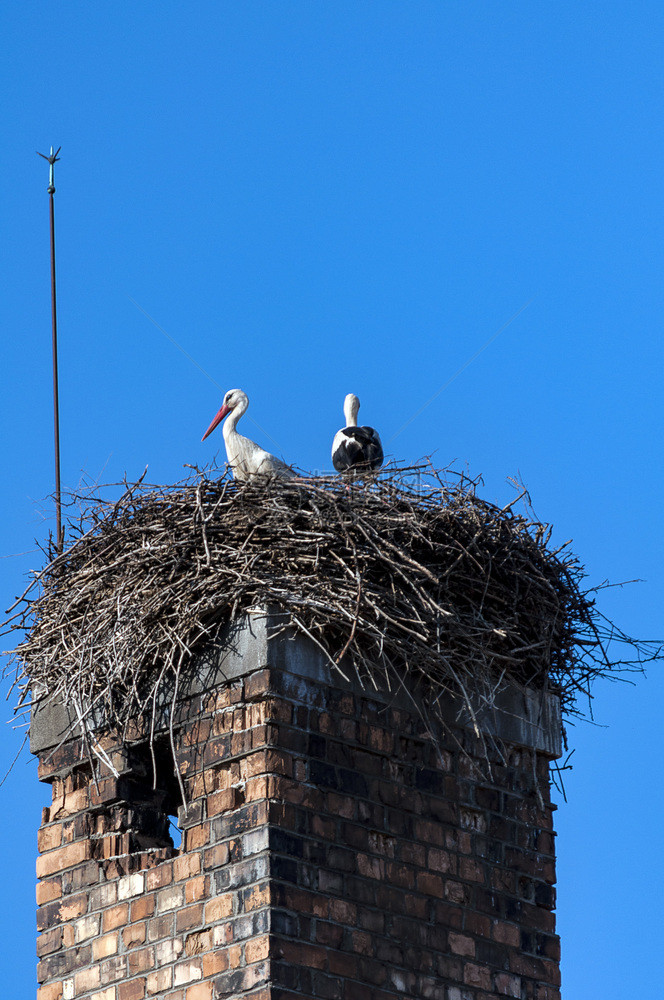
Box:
<box><xmin>37</xmin><ymin>146</ymin><xmax>63</xmax><ymax>553</ymax></box>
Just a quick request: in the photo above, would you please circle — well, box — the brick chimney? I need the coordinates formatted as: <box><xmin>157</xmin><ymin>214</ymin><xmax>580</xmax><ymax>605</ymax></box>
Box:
<box><xmin>32</xmin><ymin>610</ymin><xmax>561</xmax><ymax>1000</ymax></box>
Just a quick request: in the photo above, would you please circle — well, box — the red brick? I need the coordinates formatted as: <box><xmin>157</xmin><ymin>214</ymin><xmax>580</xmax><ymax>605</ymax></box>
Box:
<box><xmin>207</xmin><ymin>788</ymin><xmax>238</xmax><ymax>816</ymax></box>
<box><xmin>37</xmin><ymin>985</ymin><xmax>63</xmax><ymax>1000</ymax></box>
<box><xmin>123</xmin><ymin>922</ymin><xmax>146</xmax><ymax>949</ymax></box>
<box><xmin>417</xmin><ymin>872</ymin><xmax>445</xmax><ymax>897</ymax></box>
<box><xmin>464</xmin><ymin>963</ymin><xmax>493</xmax><ymax>990</ymax></box>
<box><xmin>205</xmin><ymin>894</ymin><xmax>233</xmax><ymax>922</ymax></box>
<box><xmin>38</xmin><ymin>824</ymin><xmax>63</xmax><ymax>853</ymax></box>
<box><xmin>185</xmin><ymin>984</ymin><xmax>214</xmax><ymax>1000</ymax></box>
<box><xmin>185</xmin><ymin>876</ymin><xmax>208</xmax><ymax>903</ymax></box>
<box><xmin>131</xmin><ymin>895</ymin><xmax>155</xmax><ymax>921</ymax></box>
<box><xmin>103</xmin><ymin>904</ymin><xmax>129</xmax><ymax>932</ymax></box>
<box><xmin>184</xmin><ymin>823</ymin><xmax>210</xmax><ymax>851</ymax></box>
<box><xmin>126</xmin><ymin>946</ymin><xmax>155</xmax><ymax>976</ymax></box>
<box><xmin>245</xmin><ymin>775</ymin><xmax>269</xmax><ymax>802</ymax></box>
<box><xmin>280</xmin><ymin>941</ymin><xmax>326</xmax><ymax>970</ymax></box>
<box><xmin>36</xmin><ymin>878</ymin><xmax>62</xmax><ymax>905</ymax></box>
<box><xmin>459</xmin><ymin>857</ymin><xmax>486</xmax><ymax>883</ymax></box>
<box><xmin>245</xmin><ymin>935</ymin><xmax>270</xmax><ymax>963</ymax></box>
<box><xmin>449</xmin><ymin>932</ymin><xmax>475</xmax><ymax>957</ymax></box>
<box><xmin>93</xmin><ymin>932</ymin><xmax>119</xmax><ymax>960</ymax></box>
<box><xmin>176</xmin><ymin>904</ymin><xmax>204</xmax><ymax>932</ymax></box>
<box><xmin>492</xmin><ymin>920</ymin><xmax>520</xmax><ymax>947</ymax></box>
<box><xmin>202</xmin><ymin>950</ymin><xmax>229</xmax><ymax>977</ymax></box>
<box><xmin>146</xmin><ymin>864</ymin><xmax>172</xmax><ymax>891</ymax></box>
<box><xmin>118</xmin><ymin>980</ymin><xmax>146</xmax><ymax>1000</ymax></box>
<box><xmin>202</xmin><ymin>843</ymin><xmax>228</xmax><ymax>870</ymax></box>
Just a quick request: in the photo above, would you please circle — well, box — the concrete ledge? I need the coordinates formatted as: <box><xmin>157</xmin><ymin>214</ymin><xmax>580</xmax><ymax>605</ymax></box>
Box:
<box><xmin>30</xmin><ymin>608</ymin><xmax>561</xmax><ymax>758</ymax></box>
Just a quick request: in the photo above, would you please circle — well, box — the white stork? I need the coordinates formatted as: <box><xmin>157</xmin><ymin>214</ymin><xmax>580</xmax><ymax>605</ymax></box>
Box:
<box><xmin>202</xmin><ymin>389</ymin><xmax>294</xmax><ymax>481</ymax></box>
<box><xmin>331</xmin><ymin>393</ymin><xmax>384</xmax><ymax>474</ymax></box>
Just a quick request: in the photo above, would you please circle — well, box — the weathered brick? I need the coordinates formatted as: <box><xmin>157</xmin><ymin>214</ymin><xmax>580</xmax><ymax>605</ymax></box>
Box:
<box><xmin>90</xmin><ymin>883</ymin><xmax>118</xmax><ymax>911</ymax></box>
<box><xmin>205</xmin><ymin>894</ymin><xmax>233</xmax><ymax>922</ymax></box>
<box><xmin>100</xmin><ymin>955</ymin><xmax>126</xmax><ymax>985</ymax></box>
<box><xmin>184</xmin><ymin>929</ymin><xmax>212</xmax><ymax>956</ymax></box>
<box><xmin>207</xmin><ymin>788</ymin><xmax>238</xmax><ymax>817</ymax></box>
<box><xmin>184</xmin><ymin>824</ymin><xmax>210</xmax><ymax>851</ymax></box>
<box><xmin>38</xmin><ymin>824</ymin><xmax>63</xmax><ymax>853</ymax></box>
<box><xmin>74</xmin><ymin>967</ymin><xmax>101</xmax><ymax>993</ymax></box>
<box><xmin>173</xmin><ymin>853</ymin><xmax>201</xmax><ymax>881</ymax></box>
<box><xmin>496</xmin><ymin>972</ymin><xmax>522</xmax><ymax>997</ymax></box>
<box><xmin>155</xmin><ymin>937</ymin><xmax>184</xmax><ymax>966</ymax></box>
<box><xmin>156</xmin><ymin>884</ymin><xmax>184</xmax><ymax>912</ymax></box>
<box><xmin>146</xmin><ymin>913</ymin><xmax>174</xmax><ymax>942</ymax></box>
<box><xmin>173</xmin><ymin>959</ymin><xmax>203</xmax><ymax>986</ymax></box>
<box><xmin>37</xmin><ymin>926</ymin><xmax>64</xmax><ymax>957</ymax></box>
<box><xmin>36</xmin><ymin>840</ymin><xmax>92</xmax><ymax>879</ymax></box>
<box><xmin>75</xmin><ymin>913</ymin><xmax>100</xmax><ymax>943</ymax></box>
<box><xmin>118</xmin><ymin>873</ymin><xmax>145</xmax><ymax>900</ymax></box>
<box><xmin>146</xmin><ymin>968</ymin><xmax>172</xmax><ymax>995</ymax></box>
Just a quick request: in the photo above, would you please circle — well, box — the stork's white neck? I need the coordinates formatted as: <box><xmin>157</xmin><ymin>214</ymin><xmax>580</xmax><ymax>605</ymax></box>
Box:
<box><xmin>223</xmin><ymin>395</ymin><xmax>249</xmax><ymax>439</ymax></box>
<box><xmin>344</xmin><ymin>394</ymin><xmax>360</xmax><ymax>427</ymax></box>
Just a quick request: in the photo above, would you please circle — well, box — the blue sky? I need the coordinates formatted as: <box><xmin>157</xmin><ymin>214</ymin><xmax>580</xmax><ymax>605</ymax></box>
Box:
<box><xmin>1</xmin><ymin>4</ymin><xmax>663</xmax><ymax>996</ymax></box>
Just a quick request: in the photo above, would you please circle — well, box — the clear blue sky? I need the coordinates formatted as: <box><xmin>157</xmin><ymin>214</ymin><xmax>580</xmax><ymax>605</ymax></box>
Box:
<box><xmin>1</xmin><ymin>4</ymin><xmax>663</xmax><ymax>997</ymax></box>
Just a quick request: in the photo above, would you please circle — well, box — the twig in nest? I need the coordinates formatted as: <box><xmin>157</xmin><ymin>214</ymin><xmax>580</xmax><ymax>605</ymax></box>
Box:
<box><xmin>3</xmin><ymin>463</ymin><xmax>659</xmax><ymax>777</ymax></box>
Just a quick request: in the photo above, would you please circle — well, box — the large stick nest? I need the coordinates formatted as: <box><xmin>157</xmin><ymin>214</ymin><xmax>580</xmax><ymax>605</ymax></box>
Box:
<box><xmin>5</xmin><ymin>465</ymin><xmax>656</xmax><ymax>753</ymax></box>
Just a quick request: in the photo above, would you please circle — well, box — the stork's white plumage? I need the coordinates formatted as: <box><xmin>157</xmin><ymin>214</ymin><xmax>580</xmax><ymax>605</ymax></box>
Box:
<box><xmin>331</xmin><ymin>393</ymin><xmax>384</xmax><ymax>474</ymax></box>
<box><xmin>202</xmin><ymin>389</ymin><xmax>294</xmax><ymax>481</ymax></box>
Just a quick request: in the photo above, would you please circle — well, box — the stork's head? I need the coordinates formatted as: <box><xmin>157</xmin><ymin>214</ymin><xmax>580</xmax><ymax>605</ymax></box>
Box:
<box><xmin>202</xmin><ymin>388</ymin><xmax>248</xmax><ymax>441</ymax></box>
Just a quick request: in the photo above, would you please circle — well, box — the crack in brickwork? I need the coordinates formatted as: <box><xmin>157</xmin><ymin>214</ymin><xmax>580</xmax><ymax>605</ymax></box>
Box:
<box><xmin>35</xmin><ymin>667</ymin><xmax>561</xmax><ymax>1000</ymax></box>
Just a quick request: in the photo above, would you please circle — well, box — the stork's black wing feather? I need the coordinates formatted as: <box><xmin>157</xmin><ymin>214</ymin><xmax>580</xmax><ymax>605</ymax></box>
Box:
<box><xmin>332</xmin><ymin>426</ymin><xmax>383</xmax><ymax>472</ymax></box>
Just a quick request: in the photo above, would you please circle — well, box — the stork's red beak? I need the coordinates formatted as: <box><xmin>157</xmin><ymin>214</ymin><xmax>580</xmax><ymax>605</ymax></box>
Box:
<box><xmin>202</xmin><ymin>403</ymin><xmax>231</xmax><ymax>441</ymax></box>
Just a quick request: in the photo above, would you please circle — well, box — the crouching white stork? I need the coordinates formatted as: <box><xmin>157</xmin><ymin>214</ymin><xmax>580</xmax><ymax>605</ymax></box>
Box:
<box><xmin>202</xmin><ymin>388</ymin><xmax>294</xmax><ymax>481</ymax></box>
<box><xmin>331</xmin><ymin>393</ymin><xmax>384</xmax><ymax>474</ymax></box>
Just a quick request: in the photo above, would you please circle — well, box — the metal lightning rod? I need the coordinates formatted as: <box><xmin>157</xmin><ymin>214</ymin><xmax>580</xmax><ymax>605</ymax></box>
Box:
<box><xmin>36</xmin><ymin>145</ymin><xmax>63</xmax><ymax>554</ymax></box>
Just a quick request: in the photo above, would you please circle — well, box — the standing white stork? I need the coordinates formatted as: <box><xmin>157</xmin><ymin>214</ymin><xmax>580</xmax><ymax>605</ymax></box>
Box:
<box><xmin>331</xmin><ymin>393</ymin><xmax>384</xmax><ymax>474</ymax></box>
<box><xmin>202</xmin><ymin>389</ymin><xmax>294</xmax><ymax>481</ymax></box>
